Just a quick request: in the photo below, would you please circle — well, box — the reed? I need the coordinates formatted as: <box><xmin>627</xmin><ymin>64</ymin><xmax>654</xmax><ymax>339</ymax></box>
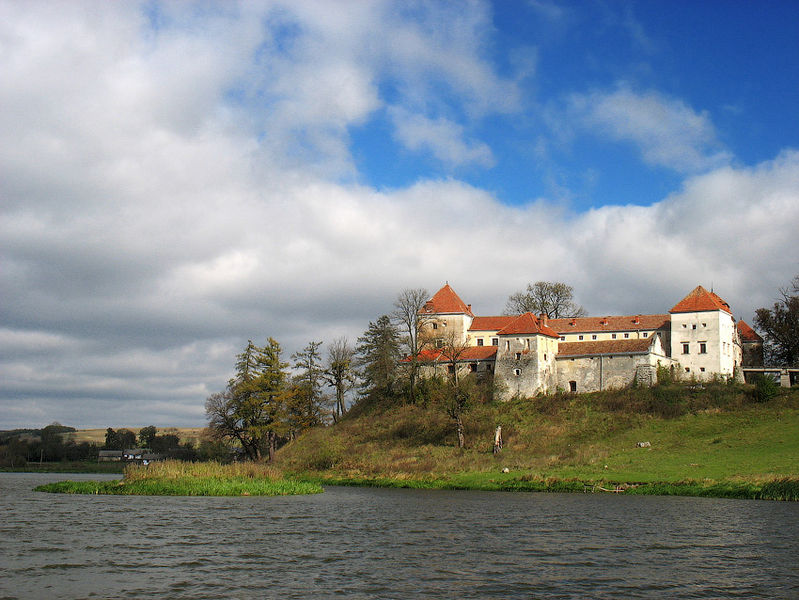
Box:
<box><xmin>35</xmin><ymin>460</ymin><xmax>321</xmax><ymax>496</ymax></box>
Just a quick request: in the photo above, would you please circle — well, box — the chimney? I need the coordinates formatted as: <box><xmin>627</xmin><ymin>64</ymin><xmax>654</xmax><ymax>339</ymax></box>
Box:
<box><xmin>633</xmin><ymin>315</ymin><xmax>640</xmax><ymax>325</ymax></box>
<box><xmin>539</xmin><ymin>312</ymin><xmax>548</xmax><ymax>327</ymax></box>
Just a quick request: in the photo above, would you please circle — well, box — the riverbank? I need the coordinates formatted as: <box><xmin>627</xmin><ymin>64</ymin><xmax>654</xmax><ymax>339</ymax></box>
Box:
<box><xmin>35</xmin><ymin>461</ymin><xmax>322</xmax><ymax>496</ymax></box>
<box><xmin>275</xmin><ymin>381</ymin><xmax>799</xmax><ymax>500</ymax></box>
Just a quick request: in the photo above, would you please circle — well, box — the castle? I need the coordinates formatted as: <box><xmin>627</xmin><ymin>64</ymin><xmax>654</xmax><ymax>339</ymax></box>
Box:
<box><xmin>416</xmin><ymin>284</ymin><xmax>764</xmax><ymax>400</ymax></box>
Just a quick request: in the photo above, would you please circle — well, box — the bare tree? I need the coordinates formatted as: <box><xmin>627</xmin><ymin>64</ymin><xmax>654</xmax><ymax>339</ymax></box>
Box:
<box><xmin>324</xmin><ymin>337</ymin><xmax>356</xmax><ymax>422</ymax></box>
<box><xmin>504</xmin><ymin>281</ymin><xmax>585</xmax><ymax>318</ymax></box>
<box><xmin>438</xmin><ymin>329</ymin><xmax>473</xmax><ymax>448</ymax></box>
<box><xmin>393</xmin><ymin>287</ymin><xmax>432</xmax><ymax>402</ymax></box>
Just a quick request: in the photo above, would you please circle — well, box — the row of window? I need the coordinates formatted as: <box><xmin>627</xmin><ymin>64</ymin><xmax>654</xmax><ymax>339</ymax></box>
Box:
<box><xmin>682</xmin><ymin>323</ymin><xmax>707</xmax><ymax>329</ymax></box>
<box><xmin>560</xmin><ymin>332</ymin><xmax>648</xmax><ymax>342</ymax></box>
<box><xmin>681</xmin><ymin>342</ymin><xmax>708</xmax><ymax>354</ymax></box>
<box><xmin>475</xmin><ymin>338</ymin><xmax>499</xmax><ymax>346</ymax></box>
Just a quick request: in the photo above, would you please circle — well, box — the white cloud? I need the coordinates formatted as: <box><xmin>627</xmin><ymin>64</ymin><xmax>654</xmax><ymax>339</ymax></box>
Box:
<box><xmin>568</xmin><ymin>85</ymin><xmax>732</xmax><ymax>173</ymax></box>
<box><xmin>388</xmin><ymin>107</ymin><xmax>495</xmax><ymax>167</ymax></box>
<box><xmin>1</xmin><ymin>2</ymin><xmax>797</xmax><ymax>428</ymax></box>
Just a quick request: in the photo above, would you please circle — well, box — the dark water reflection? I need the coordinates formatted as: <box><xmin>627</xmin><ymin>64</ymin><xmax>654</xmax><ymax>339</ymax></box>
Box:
<box><xmin>1</xmin><ymin>473</ymin><xmax>798</xmax><ymax>599</ymax></box>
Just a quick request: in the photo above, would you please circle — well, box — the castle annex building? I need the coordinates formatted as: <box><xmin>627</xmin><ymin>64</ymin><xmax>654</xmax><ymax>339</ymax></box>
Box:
<box><xmin>417</xmin><ymin>284</ymin><xmax>764</xmax><ymax>401</ymax></box>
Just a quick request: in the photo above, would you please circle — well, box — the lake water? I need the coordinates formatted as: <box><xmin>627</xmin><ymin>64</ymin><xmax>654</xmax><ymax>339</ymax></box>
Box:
<box><xmin>1</xmin><ymin>473</ymin><xmax>798</xmax><ymax>599</ymax></box>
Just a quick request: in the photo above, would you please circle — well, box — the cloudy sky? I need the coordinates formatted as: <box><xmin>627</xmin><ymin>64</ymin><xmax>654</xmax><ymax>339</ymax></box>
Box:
<box><xmin>2</xmin><ymin>1</ymin><xmax>798</xmax><ymax>429</ymax></box>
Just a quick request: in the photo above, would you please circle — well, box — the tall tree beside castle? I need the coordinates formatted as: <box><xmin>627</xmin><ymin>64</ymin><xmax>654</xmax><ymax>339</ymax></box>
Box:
<box><xmin>356</xmin><ymin>315</ymin><xmax>401</xmax><ymax>398</ymax></box>
<box><xmin>505</xmin><ymin>281</ymin><xmax>585</xmax><ymax>318</ymax></box>
<box><xmin>393</xmin><ymin>288</ymin><xmax>433</xmax><ymax>402</ymax></box>
<box><xmin>755</xmin><ymin>275</ymin><xmax>799</xmax><ymax>366</ymax></box>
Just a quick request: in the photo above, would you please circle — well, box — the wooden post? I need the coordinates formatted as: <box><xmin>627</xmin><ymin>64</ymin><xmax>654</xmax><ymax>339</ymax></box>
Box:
<box><xmin>493</xmin><ymin>425</ymin><xmax>503</xmax><ymax>454</ymax></box>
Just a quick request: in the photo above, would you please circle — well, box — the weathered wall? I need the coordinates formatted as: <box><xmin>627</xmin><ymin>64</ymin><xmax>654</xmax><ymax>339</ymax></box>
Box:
<box><xmin>494</xmin><ymin>335</ymin><xmax>557</xmax><ymax>401</ymax></box>
<box><xmin>555</xmin><ymin>353</ymin><xmax>670</xmax><ymax>393</ymax></box>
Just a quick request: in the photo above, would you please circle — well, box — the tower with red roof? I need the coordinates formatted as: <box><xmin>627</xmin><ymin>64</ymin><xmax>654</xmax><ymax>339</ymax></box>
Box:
<box><xmin>669</xmin><ymin>286</ymin><xmax>742</xmax><ymax>379</ymax></box>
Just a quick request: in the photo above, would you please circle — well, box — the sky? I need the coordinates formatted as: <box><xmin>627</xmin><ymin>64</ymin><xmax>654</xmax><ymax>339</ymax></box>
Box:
<box><xmin>2</xmin><ymin>0</ymin><xmax>798</xmax><ymax>430</ymax></box>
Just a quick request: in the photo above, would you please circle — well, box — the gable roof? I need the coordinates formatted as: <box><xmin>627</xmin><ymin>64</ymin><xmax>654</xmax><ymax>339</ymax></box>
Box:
<box><xmin>469</xmin><ymin>316</ymin><xmax>515</xmax><ymax>332</ymax></box>
<box><xmin>548</xmin><ymin>314</ymin><xmax>669</xmax><ymax>334</ymax></box>
<box><xmin>496</xmin><ymin>312</ymin><xmax>560</xmax><ymax>338</ymax></box>
<box><xmin>556</xmin><ymin>338</ymin><xmax>656</xmax><ymax>358</ymax></box>
<box><xmin>421</xmin><ymin>284</ymin><xmax>474</xmax><ymax>316</ymax></box>
<box><xmin>670</xmin><ymin>285</ymin><xmax>732</xmax><ymax>314</ymax></box>
<box><xmin>737</xmin><ymin>320</ymin><xmax>763</xmax><ymax>342</ymax></box>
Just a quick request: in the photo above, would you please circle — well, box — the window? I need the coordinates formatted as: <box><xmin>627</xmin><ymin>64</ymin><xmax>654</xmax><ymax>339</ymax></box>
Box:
<box><xmin>526</xmin><ymin>339</ymin><xmax>531</xmax><ymax>350</ymax></box>
<box><xmin>682</xmin><ymin>324</ymin><xmax>687</xmax><ymax>328</ymax></box>
<box><xmin>642</xmin><ymin>332</ymin><xmax>648</xmax><ymax>337</ymax></box>
<box><xmin>544</xmin><ymin>353</ymin><xmax>547</xmax><ymax>360</ymax></box>
<box><xmin>699</xmin><ymin>342</ymin><xmax>707</xmax><ymax>354</ymax></box>
<box><xmin>476</xmin><ymin>338</ymin><xmax>484</xmax><ymax>347</ymax></box>
<box><xmin>578</xmin><ymin>335</ymin><xmax>584</xmax><ymax>341</ymax></box>
<box><xmin>469</xmin><ymin>363</ymin><xmax>477</xmax><ymax>373</ymax></box>
<box><xmin>612</xmin><ymin>333</ymin><xmax>617</xmax><ymax>339</ymax></box>
<box><xmin>513</xmin><ymin>369</ymin><xmax>521</xmax><ymax>376</ymax></box>
<box><xmin>436</xmin><ymin>339</ymin><xmax>444</xmax><ymax>349</ymax></box>
<box><xmin>432</xmin><ymin>323</ymin><xmax>438</xmax><ymax>330</ymax></box>
<box><xmin>492</xmin><ymin>338</ymin><xmax>499</xmax><ymax>346</ymax></box>
<box><xmin>692</xmin><ymin>324</ymin><xmax>697</xmax><ymax>330</ymax></box>
<box><xmin>591</xmin><ymin>334</ymin><xmax>597</xmax><ymax>340</ymax></box>
<box><xmin>685</xmin><ymin>367</ymin><xmax>691</xmax><ymax>373</ymax></box>
<box><xmin>569</xmin><ymin>381</ymin><xmax>577</xmax><ymax>392</ymax></box>
<box><xmin>447</xmin><ymin>365</ymin><xmax>455</xmax><ymax>374</ymax></box>
<box><xmin>702</xmin><ymin>323</ymin><xmax>707</xmax><ymax>327</ymax></box>
<box><xmin>515</xmin><ymin>352</ymin><xmax>522</xmax><ymax>360</ymax></box>
<box><xmin>700</xmin><ymin>367</ymin><xmax>705</xmax><ymax>372</ymax></box>
<box><xmin>505</xmin><ymin>341</ymin><xmax>510</xmax><ymax>350</ymax></box>
<box><xmin>624</xmin><ymin>333</ymin><xmax>629</xmax><ymax>339</ymax></box>
<box><xmin>560</xmin><ymin>336</ymin><xmax>565</xmax><ymax>341</ymax></box>
<box><xmin>682</xmin><ymin>343</ymin><xmax>690</xmax><ymax>354</ymax></box>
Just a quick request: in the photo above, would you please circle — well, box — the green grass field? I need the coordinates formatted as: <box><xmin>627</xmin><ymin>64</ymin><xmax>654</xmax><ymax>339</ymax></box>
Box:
<box><xmin>274</xmin><ymin>381</ymin><xmax>799</xmax><ymax>500</ymax></box>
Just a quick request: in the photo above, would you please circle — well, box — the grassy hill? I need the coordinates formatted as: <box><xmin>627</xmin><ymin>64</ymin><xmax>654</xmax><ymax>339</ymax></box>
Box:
<box><xmin>274</xmin><ymin>381</ymin><xmax>799</xmax><ymax>498</ymax></box>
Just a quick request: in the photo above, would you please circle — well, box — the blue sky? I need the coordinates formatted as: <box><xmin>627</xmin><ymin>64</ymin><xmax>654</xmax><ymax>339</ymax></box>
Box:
<box><xmin>1</xmin><ymin>0</ymin><xmax>798</xmax><ymax>428</ymax></box>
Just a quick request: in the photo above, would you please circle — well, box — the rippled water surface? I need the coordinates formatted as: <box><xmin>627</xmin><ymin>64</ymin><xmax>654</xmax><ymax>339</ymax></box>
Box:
<box><xmin>2</xmin><ymin>472</ymin><xmax>799</xmax><ymax>599</ymax></box>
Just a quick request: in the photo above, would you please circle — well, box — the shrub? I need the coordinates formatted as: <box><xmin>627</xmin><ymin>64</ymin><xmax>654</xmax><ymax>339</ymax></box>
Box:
<box><xmin>752</xmin><ymin>374</ymin><xmax>779</xmax><ymax>403</ymax></box>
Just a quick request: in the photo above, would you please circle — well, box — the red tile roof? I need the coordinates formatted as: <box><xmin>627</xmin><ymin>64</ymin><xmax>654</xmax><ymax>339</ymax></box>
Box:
<box><xmin>421</xmin><ymin>284</ymin><xmax>474</xmax><ymax>316</ymax></box>
<box><xmin>496</xmin><ymin>312</ymin><xmax>560</xmax><ymax>338</ymax></box>
<box><xmin>556</xmin><ymin>338</ymin><xmax>655</xmax><ymax>357</ymax></box>
<box><xmin>469</xmin><ymin>316</ymin><xmax>515</xmax><ymax>331</ymax></box>
<box><xmin>670</xmin><ymin>286</ymin><xmax>732</xmax><ymax>314</ymax></box>
<box><xmin>548</xmin><ymin>314</ymin><xmax>669</xmax><ymax>334</ymax></box>
<box><xmin>413</xmin><ymin>346</ymin><xmax>497</xmax><ymax>362</ymax></box>
<box><xmin>737</xmin><ymin>320</ymin><xmax>763</xmax><ymax>342</ymax></box>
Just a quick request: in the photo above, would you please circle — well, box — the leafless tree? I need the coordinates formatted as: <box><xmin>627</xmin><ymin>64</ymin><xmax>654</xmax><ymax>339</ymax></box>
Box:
<box><xmin>504</xmin><ymin>281</ymin><xmax>585</xmax><ymax>318</ymax></box>
<box><xmin>393</xmin><ymin>287</ymin><xmax>432</xmax><ymax>402</ymax></box>
<box><xmin>324</xmin><ymin>337</ymin><xmax>356</xmax><ymax>422</ymax></box>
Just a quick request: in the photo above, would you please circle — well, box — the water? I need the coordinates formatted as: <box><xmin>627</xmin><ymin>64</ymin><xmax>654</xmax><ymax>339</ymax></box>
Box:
<box><xmin>1</xmin><ymin>473</ymin><xmax>798</xmax><ymax>599</ymax></box>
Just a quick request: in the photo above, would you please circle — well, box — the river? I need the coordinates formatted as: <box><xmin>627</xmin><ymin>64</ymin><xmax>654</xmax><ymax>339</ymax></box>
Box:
<box><xmin>1</xmin><ymin>472</ymin><xmax>798</xmax><ymax>599</ymax></box>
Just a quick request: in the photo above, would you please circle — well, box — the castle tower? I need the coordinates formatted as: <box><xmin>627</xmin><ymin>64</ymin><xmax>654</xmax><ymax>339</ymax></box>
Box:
<box><xmin>419</xmin><ymin>284</ymin><xmax>474</xmax><ymax>348</ymax></box>
<box><xmin>494</xmin><ymin>312</ymin><xmax>560</xmax><ymax>400</ymax></box>
<box><xmin>669</xmin><ymin>286</ymin><xmax>740</xmax><ymax>379</ymax></box>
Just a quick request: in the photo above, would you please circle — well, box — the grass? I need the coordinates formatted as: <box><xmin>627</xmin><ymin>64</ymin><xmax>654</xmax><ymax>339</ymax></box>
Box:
<box><xmin>35</xmin><ymin>460</ymin><xmax>323</xmax><ymax>497</ymax></box>
<box><xmin>274</xmin><ymin>382</ymin><xmax>799</xmax><ymax>500</ymax></box>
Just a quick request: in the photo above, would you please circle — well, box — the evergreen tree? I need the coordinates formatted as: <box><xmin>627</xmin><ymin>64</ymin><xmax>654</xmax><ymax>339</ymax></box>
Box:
<box><xmin>291</xmin><ymin>341</ymin><xmax>325</xmax><ymax>431</ymax></box>
<box><xmin>356</xmin><ymin>315</ymin><xmax>401</xmax><ymax>398</ymax></box>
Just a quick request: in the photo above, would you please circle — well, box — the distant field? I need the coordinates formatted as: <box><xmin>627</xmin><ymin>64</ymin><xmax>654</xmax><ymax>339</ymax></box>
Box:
<box><xmin>62</xmin><ymin>427</ymin><xmax>205</xmax><ymax>446</ymax></box>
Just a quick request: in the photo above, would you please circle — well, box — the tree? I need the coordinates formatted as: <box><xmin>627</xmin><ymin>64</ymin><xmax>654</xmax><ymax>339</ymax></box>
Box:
<box><xmin>504</xmin><ymin>281</ymin><xmax>585</xmax><ymax>318</ymax></box>
<box><xmin>206</xmin><ymin>338</ymin><xmax>293</xmax><ymax>461</ymax></box>
<box><xmin>356</xmin><ymin>315</ymin><xmax>401</xmax><ymax>398</ymax></box>
<box><xmin>291</xmin><ymin>341</ymin><xmax>326</xmax><ymax>431</ymax></box>
<box><xmin>393</xmin><ymin>288</ymin><xmax>432</xmax><ymax>402</ymax></box>
<box><xmin>324</xmin><ymin>337</ymin><xmax>356</xmax><ymax>422</ymax></box>
<box><xmin>755</xmin><ymin>275</ymin><xmax>799</xmax><ymax>366</ymax></box>
<box><xmin>138</xmin><ymin>425</ymin><xmax>157</xmax><ymax>448</ymax></box>
<box><xmin>104</xmin><ymin>427</ymin><xmax>136</xmax><ymax>450</ymax></box>
<box><xmin>438</xmin><ymin>331</ymin><xmax>474</xmax><ymax>448</ymax></box>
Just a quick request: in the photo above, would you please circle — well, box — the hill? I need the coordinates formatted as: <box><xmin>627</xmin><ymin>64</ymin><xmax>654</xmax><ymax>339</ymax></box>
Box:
<box><xmin>62</xmin><ymin>427</ymin><xmax>205</xmax><ymax>446</ymax></box>
<box><xmin>274</xmin><ymin>381</ymin><xmax>799</xmax><ymax>498</ymax></box>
